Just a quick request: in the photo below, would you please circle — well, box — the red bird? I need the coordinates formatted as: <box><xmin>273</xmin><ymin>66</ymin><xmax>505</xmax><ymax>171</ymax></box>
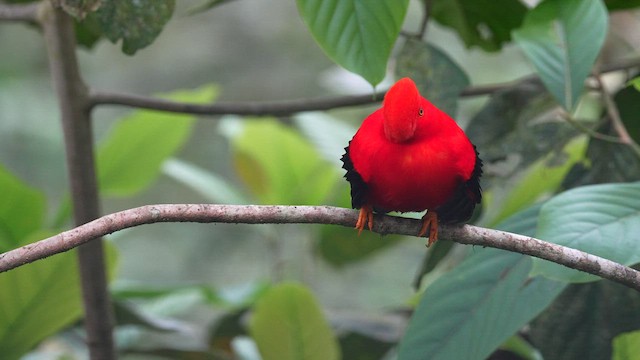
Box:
<box><xmin>341</xmin><ymin>77</ymin><xmax>482</xmax><ymax>246</ymax></box>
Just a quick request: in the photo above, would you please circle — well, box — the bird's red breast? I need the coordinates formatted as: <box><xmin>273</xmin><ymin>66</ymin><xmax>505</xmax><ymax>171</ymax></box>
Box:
<box><xmin>342</xmin><ymin>77</ymin><xmax>482</xmax><ymax>221</ymax></box>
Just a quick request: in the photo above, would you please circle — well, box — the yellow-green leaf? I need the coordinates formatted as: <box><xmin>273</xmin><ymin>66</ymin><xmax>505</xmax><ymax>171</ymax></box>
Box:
<box><xmin>250</xmin><ymin>282</ymin><xmax>340</xmax><ymax>360</ymax></box>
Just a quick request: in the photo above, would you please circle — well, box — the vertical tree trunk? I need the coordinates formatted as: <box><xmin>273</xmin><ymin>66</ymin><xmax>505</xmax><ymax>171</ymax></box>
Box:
<box><xmin>41</xmin><ymin>3</ymin><xmax>115</xmax><ymax>359</ymax></box>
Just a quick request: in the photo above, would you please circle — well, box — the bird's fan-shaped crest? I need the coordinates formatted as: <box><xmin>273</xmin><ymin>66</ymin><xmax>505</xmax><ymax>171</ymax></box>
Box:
<box><xmin>383</xmin><ymin>77</ymin><xmax>421</xmax><ymax>143</ymax></box>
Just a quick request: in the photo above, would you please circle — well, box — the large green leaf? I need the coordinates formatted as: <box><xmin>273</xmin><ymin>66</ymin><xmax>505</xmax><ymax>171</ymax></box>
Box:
<box><xmin>532</xmin><ymin>182</ymin><xmax>640</xmax><ymax>282</ymax></box>
<box><xmin>0</xmin><ymin>243</ymin><xmax>81</xmax><ymax>360</ymax></box>
<box><xmin>97</xmin><ymin>85</ymin><xmax>217</xmax><ymax>197</ymax></box>
<box><xmin>512</xmin><ymin>0</ymin><xmax>608</xmax><ymax>110</ymax></box>
<box><xmin>227</xmin><ymin>119</ymin><xmax>338</xmax><ymax>205</ymax></box>
<box><xmin>296</xmin><ymin>0</ymin><xmax>409</xmax><ymax>86</ymax></box>
<box><xmin>0</xmin><ymin>164</ymin><xmax>45</xmax><ymax>251</ymax></box>
<box><xmin>612</xmin><ymin>330</ymin><xmax>640</xmax><ymax>360</ymax></box>
<box><xmin>395</xmin><ymin>39</ymin><xmax>470</xmax><ymax>117</ymax></box>
<box><xmin>94</xmin><ymin>0</ymin><xmax>175</xmax><ymax>54</ymax></box>
<box><xmin>530</xmin><ymin>280</ymin><xmax>640</xmax><ymax>360</ymax></box>
<box><xmin>431</xmin><ymin>0</ymin><xmax>527</xmax><ymax>51</ymax></box>
<box><xmin>249</xmin><ymin>282</ymin><xmax>340</xmax><ymax>360</ymax></box>
<box><xmin>0</xmin><ymin>232</ymin><xmax>118</xmax><ymax>360</ymax></box>
<box><xmin>397</xmin><ymin>205</ymin><xmax>566</xmax><ymax>360</ymax></box>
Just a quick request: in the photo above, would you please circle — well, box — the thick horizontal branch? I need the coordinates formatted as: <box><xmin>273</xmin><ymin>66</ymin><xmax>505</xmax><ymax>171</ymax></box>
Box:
<box><xmin>1</xmin><ymin>204</ymin><xmax>639</xmax><ymax>291</ymax></box>
<box><xmin>0</xmin><ymin>2</ymin><xmax>39</xmax><ymax>22</ymax></box>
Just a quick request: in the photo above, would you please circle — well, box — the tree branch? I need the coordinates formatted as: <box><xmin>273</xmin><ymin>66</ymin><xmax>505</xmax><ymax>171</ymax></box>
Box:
<box><xmin>1</xmin><ymin>204</ymin><xmax>639</xmax><ymax>292</ymax></box>
<box><xmin>88</xmin><ymin>89</ymin><xmax>383</xmax><ymax>117</ymax></box>
<box><xmin>592</xmin><ymin>70</ymin><xmax>640</xmax><ymax>158</ymax></box>
<box><xmin>0</xmin><ymin>1</ymin><xmax>39</xmax><ymax>22</ymax></box>
<box><xmin>87</xmin><ymin>57</ymin><xmax>640</xmax><ymax>118</ymax></box>
<box><xmin>41</xmin><ymin>3</ymin><xmax>115</xmax><ymax>359</ymax></box>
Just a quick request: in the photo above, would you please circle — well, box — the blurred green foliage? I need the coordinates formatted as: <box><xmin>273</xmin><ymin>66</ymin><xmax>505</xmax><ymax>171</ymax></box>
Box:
<box><xmin>1</xmin><ymin>0</ymin><xmax>640</xmax><ymax>359</ymax></box>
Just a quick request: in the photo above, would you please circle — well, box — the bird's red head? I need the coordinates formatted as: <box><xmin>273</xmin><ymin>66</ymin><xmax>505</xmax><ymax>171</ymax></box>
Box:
<box><xmin>382</xmin><ymin>77</ymin><xmax>423</xmax><ymax>143</ymax></box>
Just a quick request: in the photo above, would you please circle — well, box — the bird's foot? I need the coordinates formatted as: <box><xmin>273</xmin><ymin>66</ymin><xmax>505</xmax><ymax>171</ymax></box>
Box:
<box><xmin>355</xmin><ymin>205</ymin><xmax>374</xmax><ymax>235</ymax></box>
<box><xmin>419</xmin><ymin>211</ymin><xmax>438</xmax><ymax>247</ymax></box>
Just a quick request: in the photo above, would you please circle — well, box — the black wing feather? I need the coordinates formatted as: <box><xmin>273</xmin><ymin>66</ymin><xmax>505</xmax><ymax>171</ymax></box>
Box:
<box><xmin>341</xmin><ymin>143</ymin><xmax>368</xmax><ymax>209</ymax></box>
<box><xmin>436</xmin><ymin>145</ymin><xmax>483</xmax><ymax>224</ymax></box>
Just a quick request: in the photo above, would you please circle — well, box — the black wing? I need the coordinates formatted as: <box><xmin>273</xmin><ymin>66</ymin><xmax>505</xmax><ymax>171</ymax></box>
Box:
<box><xmin>341</xmin><ymin>143</ymin><xmax>369</xmax><ymax>209</ymax></box>
<box><xmin>436</xmin><ymin>145</ymin><xmax>483</xmax><ymax>224</ymax></box>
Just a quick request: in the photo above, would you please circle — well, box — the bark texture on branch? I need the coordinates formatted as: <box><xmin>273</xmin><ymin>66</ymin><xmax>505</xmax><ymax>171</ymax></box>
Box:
<box><xmin>1</xmin><ymin>204</ymin><xmax>639</xmax><ymax>292</ymax></box>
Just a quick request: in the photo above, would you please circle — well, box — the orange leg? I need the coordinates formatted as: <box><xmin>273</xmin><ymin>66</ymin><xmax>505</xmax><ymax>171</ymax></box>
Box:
<box><xmin>355</xmin><ymin>205</ymin><xmax>374</xmax><ymax>235</ymax></box>
<box><xmin>419</xmin><ymin>211</ymin><xmax>439</xmax><ymax>247</ymax></box>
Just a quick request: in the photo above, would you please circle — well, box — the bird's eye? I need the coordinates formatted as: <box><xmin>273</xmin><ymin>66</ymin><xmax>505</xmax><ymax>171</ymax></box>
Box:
<box><xmin>418</xmin><ymin>108</ymin><xmax>424</xmax><ymax>117</ymax></box>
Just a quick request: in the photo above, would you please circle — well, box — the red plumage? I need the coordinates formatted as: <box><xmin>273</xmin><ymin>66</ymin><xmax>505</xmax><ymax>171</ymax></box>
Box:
<box><xmin>341</xmin><ymin>77</ymin><xmax>482</xmax><ymax>245</ymax></box>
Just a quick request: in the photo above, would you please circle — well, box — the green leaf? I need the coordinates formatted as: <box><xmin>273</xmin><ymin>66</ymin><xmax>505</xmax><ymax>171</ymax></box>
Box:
<box><xmin>486</xmin><ymin>135</ymin><xmax>587</xmax><ymax>227</ymax></box>
<box><xmin>0</xmin><ymin>229</ymin><xmax>123</xmax><ymax>359</ymax></box>
<box><xmin>227</xmin><ymin>118</ymin><xmax>338</xmax><ymax>205</ymax></box>
<box><xmin>296</xmin><ymin>0</ymin><xmax>409</xmax><ymax>86</ymax></box>
<box><xmin>95</xmin><ymin>0</ymin><xmax>175</xmax><ymax>55</ymax></box>
<box><xmin>628</xmin><ymin>77</ymin><xmax>640</xmax><ymax>92</ymax></box>
<box><xmin>398</xmin><ymin>205</ymin><xmax>566</xmax><ymax>360</ymax></box>
<box><xmin>395</xmin><ymin>39</ymin><xmax>470</xmax><ymax>117</ymax></box>
<box><xmin>606</xmin><ymin>0</ymin><xmax>640</xmax><ymax>11</ymax></box>
<box><xmin>318</xmin><ymin>222</ymin><xmax>404</xmax><ymax>267</ymax></box>
<box><xmin>616</xmin><ymin>85</ymin><xmax>640</xmax><ymax>144</ymax></box>
<box><xmin>294</xmin><ymin>112</ymin><xmax>355</xmax><ymax>169</ymax></box>
<box><xmin>0</xmin><ymin>248</ymin><xmax>81</xmax><ymax>359</ymax></box>
<box><xmin>162</xmin><ymin>158</ymin><xmax>248</xmax><ymax>204</ymax></box>
<box><xmin>530</xmin><ymin>280</ymin><xmax>640</xmax><ymax>360</ymax></box>
<box><xmin>613</xmin><ymin>330</ymin><xmax>640</xmax><ymax>360</ymax></box>
<box><xmin>512</xmin><ymin>0</ymin><xmax>608</xmax><ymax>110</ymax></box>
<box><xmin>431</xmin><ymin>0</ymin><xmax>527</xmax><ymax>51</ymax></box>
<box><xmin>0</xmin><ymin>164</ymin><xmax>45</xmax><ymax>251</ymax></box>
<box><xmin>532</xmin><ymin>182</ymin><xmax>640</xmax><ymax>282</ymax></box>
<box><xmin>97</xmin><ymin>85</ymin><xmax>218</xmax><ymax>197</ymax></box>
<box><xmin>249</xmin><ymin>282</ymin><xmax>340</xmax><ymax>360</ymax></box>
<box><xmin>500</xmin><ymin>335</ymin><xmax>543</xmax><ymax>360</ymax></box>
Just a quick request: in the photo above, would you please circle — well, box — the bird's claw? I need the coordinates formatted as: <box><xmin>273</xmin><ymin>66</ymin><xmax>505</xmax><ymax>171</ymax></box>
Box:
<box><xmin>355</xmin><ymin>205</ymin><xmax>374</xmax><ymax>235</ymax></box>
<box><xmin>419</xmin><ymin>211</ymin><xmax>439</xmax><ymax>247</ymax></box>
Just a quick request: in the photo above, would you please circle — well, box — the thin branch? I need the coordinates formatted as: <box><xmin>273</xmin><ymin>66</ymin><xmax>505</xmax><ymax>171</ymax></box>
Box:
<box><xmin>561</xmin><ymin>113</ymin><xmax>626</xmax><ymax>144</ymax></box>
<box><xmin>418</xmin><ymin>0</ymin><xmax>432</xmax><ymax>39</ymax></box>
<box><xmin>88</xmin><ymin>89</ymin><xmax>383</xmax><ymax>117</ymax></box>
<box><xmin>1</xmin><ymin>204</ymin><xmax>640</xmax><ymax>292</ymax></box>
<box><xmin>593</xmin><ymin>70</ymin><xmax>640</xmax><ymax>158</ymax></box>
<box><xmin>87</xmin><ymin>57</ymin><xmax>640</xmax><ymax>118</ymax></box>
<box><xmin>0</xmin><ymin>2</ymin><xmax>40</xmax><ymax>22</ymax></box>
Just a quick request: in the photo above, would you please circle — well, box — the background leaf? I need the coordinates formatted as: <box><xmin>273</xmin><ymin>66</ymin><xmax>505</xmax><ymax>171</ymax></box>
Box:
<box><xmin>0</xmin><ymin>232</ymin><xmax>117</xmax><ymax>359</ymax></box>
<box><xmin>249</xmin><ymin>282</ymin><xmax>340</xmax><ymax>360</ymax></box>
<box><xmin>532</xmin><ymin>182</ymin><xmax>640</xmax><ymax>282</ymax></box>
<box><xmin>97</xmin><ymin>85</ymin><xmax>217</xmax><ymax>197</ymax></box>
<box><xmin>0</xmin><ymin>243</ymin><xmax>81</xmax><ymax>360</ymax></box>
<box><xmin>512</xmin><ymin>0</ymin><xmax>608</xmax><ymax>110</ymax></box>
<box><xmin>395</xmin><ymin>39</ymin><xmax>470</xmax><ymax>116</ymax></box>
<box><xmin>296</xmin><ymin>0</ymin><xmax>409</xmax><ymax>86</ymax></box>
<box><xmin>397</xmin><ymin>204</ymin><xmax>566</xmax><ymax>360</ymax></box>
<box><xmin>530</xmin><ymin>281</ymin><xmax>640</xmax><ymax>360</ymax></box>
<box><xmin>0</xmin><ymin>164</ymin><xmax>44</xmax><ymax>250</ymax></box>
<box><xmin>431</xmin><ymin>0</ymin><xmax>527</xmax><ymax>51</ymax></box>
<box><xmin>227</xmin><ymin>119</ymin><xmax>338</xmax><ymax>205</ymax></box>
<box><xmin>94</xmin><ymin>0</ymin><xmax>175</xmax><ymax>54</ymax></box>
<box><xmin>612</xmin><ymin>330</ymin><xmax>640</xmax><ymax>360</ymax></box>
